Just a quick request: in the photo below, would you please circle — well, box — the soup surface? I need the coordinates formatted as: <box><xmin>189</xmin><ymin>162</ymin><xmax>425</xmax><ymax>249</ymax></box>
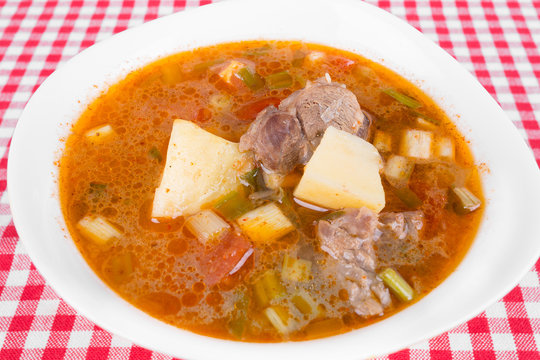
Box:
<box><xmin>59</xmin><ymin>41</ymin><xmax>483</xmax><ymax>342</ymax></box>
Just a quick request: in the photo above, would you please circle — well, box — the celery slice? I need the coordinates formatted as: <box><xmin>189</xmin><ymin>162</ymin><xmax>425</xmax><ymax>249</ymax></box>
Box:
<box><xmin>292</xmin><ymin>50</ymin><xmax>306</xmax><ymax>67</ymax></box>
<box><xmin>383</xmin><ymin>88</ymin><xmax>422</xmax><ymax>109</ymax></box>
<box><xmin>243</xmin><ymin>44</ymin><xmax>272</xmax><ymax>56</ymax></box>
<box><xmin>392</xmin><ymin>187</ymin><xmax>422</xmax><ymax>208</ymax></box>
<box><xmin>236</xmin><ymin>203</ymin><xmax>294</xmax><ymax>243</ymax></box>
<box><xmin>265</xmin><ymin>71</ymin><xmax>293</xmax><ymax>89</ymax></box>
<box><xmin>185</xmin><ymin>210</ymin><xmax>230</xmax><ymax>245</ymax></box>
<box><xmin>384</xmin><ymin>155</ymin><xmax>414</xmax><ymax>188</ymax></box>
<box><xmin>379</xmin><ymin>267</ymin><xmax>414</xmax><ymax>302</ymax></box>
<box><xmin>227</xmin><ymin>292</ymin><xmax>249</xmax><ymax>339</ymax></box>
<box><xmin>451</xmin><ymin>186</ymin><xmax>481</xmax><ymax>214</ymax></box>
<box><xmin>412</xmin><ymin>111</ymin><xmax>440</xmax><ymax>126</ymax></box>
<box><xmin>77</xmin><ymin>215</ymin><xmax>121</xmax><ymax>244</ymax></box>
<box><xmin>104</xmin><ymin>253</ymin><xmax>133</xmax><ymax>284</ymax></box>
<box><xmin>282</xmin><ymin>254</ymin><xmax>311</xmax><ymax>282</ymax></box>
<box><xmin>241</xmin><ymin>168</ymin><xmax>267</xmax><ymax>192</ymax></box>
<box><xmin>237</xmin><ymin>67</ymin><xmax>265</xmax><ymax>91</ymax></box>
<box><xmin>253</xmin><ymin>270</ymin><xmax>286</xmax><ymax>307</ymax></box>
<box><xmin>303</xmin><ymin>318</ymin><xmax>343</xmax><ymax>339</ymax></box>
<box><xmin>291</xmin><ymin>290</ymin><xmax>318</xmax><ymax>315</ymax></box>
<box><xmin>148</xmin><ymin>146</ymin><xmax>162</xmax><ymax>162</ymax></box>
<box><xmin>264</xmin><ymin>306</ymin><xmax>294</xmax><ymax>335</ymax></box>
<box><xmin>192</xmin><ymin>59</ymin><xmax>224</xmax><ymax>75</ymax></box>
<box><xmin>214</xmin><ymin>189</ymin><xmax>253</xmax><ymax>220</ymax></box>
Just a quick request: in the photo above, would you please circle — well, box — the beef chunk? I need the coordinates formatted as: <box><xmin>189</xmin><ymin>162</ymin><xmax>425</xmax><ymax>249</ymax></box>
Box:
<box><xmin>377</xmin><ymin>211</ymin><xmax>447</xmax><ymax>267</ymax></box>
<box><xmin>280</xmin><ymin>77</ymin><xmax>372</xmax><ymax>148</ymax></box>
<box><xmin>239</xmin><ymin>106</ymin><xmax>311</xmax><ymax>174</ymax></box>
<box><xmin>317</xmin><ymin>208</ymin><xmax>391</xmax><ymax>317</ymax></box>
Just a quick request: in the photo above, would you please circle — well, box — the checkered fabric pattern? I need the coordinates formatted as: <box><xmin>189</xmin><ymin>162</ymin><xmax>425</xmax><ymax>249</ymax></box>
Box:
<box><xmin>0</xmin><ymin>0</ymin><xmax>539</xmax><ymax>359</ymax></box>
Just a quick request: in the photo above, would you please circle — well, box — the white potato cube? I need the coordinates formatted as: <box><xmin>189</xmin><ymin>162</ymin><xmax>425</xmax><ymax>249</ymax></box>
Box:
<box><xmin>435</xmin><ymin>136</ymin><xmax>455</xmax><ymax>161</ymax></box>
<box><xmin>152</xmin><ymin>119</ymin><xmax>252</xmax><ymax>218</ymax></box>
<box><xmin>293</xmin><ymin>126</ymin><xmax>385</xmax><ymax>212</ymax></box>
<box><xmin>399</xmin><ymin>129</ymin><xmax>433</xmax><ymax>159</ymax></box>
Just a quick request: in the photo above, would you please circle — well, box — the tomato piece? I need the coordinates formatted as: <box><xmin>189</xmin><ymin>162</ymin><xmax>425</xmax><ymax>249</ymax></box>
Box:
<box><xmin>200</xmin><ymin>232</ymin><xmax>253</xmax><ymax>286</ymax></box>
<box><xmin>330</xmin><ymin>56</ymin><xmax>355</xmax><ymax>70</ymax></box>
<box><xmin>196</xmin><ymin>108</ymin><xmax>212</xmax><ymax>123</ymax></box>
<box><xmin>235</xmin><ymin>97</ymin><xmax>282</xmax><ymax>121</ymax></box>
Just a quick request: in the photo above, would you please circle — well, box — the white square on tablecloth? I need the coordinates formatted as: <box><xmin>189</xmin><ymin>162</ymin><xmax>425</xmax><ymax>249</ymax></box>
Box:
<box><xmin>110</xmin><ymin>334</ymin><xmax>133</xmax><ymax>348</ymax></box>
<box><xmin>25</xmin><ymin>330</ymin><xmax>50</xmax><ymax>349</ymax></box>
<box><xmin>0</xmin><ymin>300</ymin><xmax>18</xmax><ymax>317</ymax></box>
<box><xmin>520</xmin><ymin>271</ymin><xmax>540</xmax><ymax>287</ymax></box>
<box><xmin>484</xmin><ymin>301</ymin><xmax>508</xmax><ymax>318</ymax></box>
<box><xmin>67</xmin><ymin>330</ymin><xmax>93</xmax><ymax>348</ymax></box>
<box><xmin>34</xmin><ymin>299</ymin><xmax>60</xmax><ymax>316</ymax></box>
<box><xmin>448</xmin><ymin>333</ymin><xmax>473</xmax><ymax>351</ymax></box>
<box><xmin>5</xmin><ymin>269</ymin><xmax>30</xmax><ymax>286</ymax></box>
<box><xmin>491</xmin><ymin>333</ymin><xmax>517</xmax><ymax>351</ymax></box>
<box><xmin>525</xmin><ymin>302</ymin><xmax>540</xmax><ymax>318</ymax></box>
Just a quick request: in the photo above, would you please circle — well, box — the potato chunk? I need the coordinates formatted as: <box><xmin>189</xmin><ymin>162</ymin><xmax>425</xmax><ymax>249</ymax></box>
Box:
<box><xmin>293</xmin><ymin>126</ymin><xmax>385</xmax><ymax>212</ymax></box>
<box><xmin>152</xmin><ymin>119</ymin><xmax>252</xmax><ymax>218</ymax></box>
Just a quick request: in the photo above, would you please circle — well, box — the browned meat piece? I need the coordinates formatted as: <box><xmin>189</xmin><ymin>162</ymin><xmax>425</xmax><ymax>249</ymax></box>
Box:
<box><xmin>379</xmin><ymin>211</ymin><xmax>424</xmax><ymax>242</ymax></box>
<box><xmin>280</xmin><ymin>77</ymin><xmax>372</xmax><ymax>148</ymax></box>
<box><xmin>318</xmin><ymin>208</ymin><xmax>378</xmax><ymax>270</ymax></box>
<box><xmin>239</xmin><ymin>106</ymin><xmax>311</xmax><ymax>174</ymax></box>
<box><xmin>316</xmin><ymin>208</ymin><xmax>390</xmax><ymax>317</ymax></box>
<box><xmin>377</xmin><ymin>211</ymin><xmax>446</xmax><ymax>267</ymax></box>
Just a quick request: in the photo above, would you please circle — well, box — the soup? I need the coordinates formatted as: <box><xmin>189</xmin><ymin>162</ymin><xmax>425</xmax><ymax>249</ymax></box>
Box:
<box><xmin>59</xmin><ymin>41</ymin><xmax>483</xmax><ymax>342</ymax></box>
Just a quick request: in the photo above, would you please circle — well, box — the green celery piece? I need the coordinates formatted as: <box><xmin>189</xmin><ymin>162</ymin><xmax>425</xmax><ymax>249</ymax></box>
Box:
<box><xmin>253</xmin><ymin>270</ymin><xmax>286</xmax><ymax>308</ymax></box>
<box><xmin>214</xmin><ymin>190</ymin><xmax>253</xmax><ymax>220</ymax></box>
<box><xmin>278</xmin><ymin>188</ymin><xmax>300</xmax><ymax>228</ymax></box>
<box><xmin>237</xmin><ymin>67</ymin><xmax>265</xmax><ymax>91</ymax></box>
<box><xmin>228</xmin><ymin>316</ymin><xmax>247</xmax><ymax>339</ymax></box>
<box><xmin>451</xmin><ymin>186</ymin><xmax>481</xmax><ymax>215</ymax></box>
<box><xmin>243</xmin><ymin>44</ymin><xmax>272</xmax><ymax>56</ymax></box>
<box><xmin>192</xmin><ymin>59</ymin><xmax>224</xmax><ymax>75</ymax></box>
<box><xmin>292</xmin><ymin>294</ymin><xmax>313</xmax><ymax>315</ymax></box>
<box><xmin>148</xmin><ymin>146</ymin><xmax>163</xmax><ymax>162</ymax></box>
<box><xmin>291</xmin><ymin>50</ymin><xmax>306</xmax><ymax>67</ymax></box>
<box><xmin>266</xmin><ymin>71</ymin><xmax>293</xmax><ymax>89</ymax></box>
<box><xmin>379</xmin><ymin>267</ymin><xmax>414</xmax><ymax>302</ymax></box>
<box><xmin>241</xmin><ymin>168</ymin><xmax>267</xmax><ymax>192</ymax></box>
<box><xmin>303</xmin><ymin>318</ymin><xmax>343</xmax><ymax>339</ymax></box>
<box><xmin>319</xmin><ymin>210</ymin><xmax>345</xmax><ymax>222</ymax></box>
<box><xmin>105</xmin><ymin>253</ymin><xmax>133</xmax><ymax>284</ymax></box>
<box><xmin>382</xmin><ymin>88</ymin><xmax>422</xmax><ymax>109</ymax></box>
<box><xmin>253</xmin><ymin>279</ymin><xmax>270</xmax><ymax>308</ymax></box>
<box><xmin>392</xmin><ymin>187</ymin><xmax>422</xmax><ymax>208</ymax></box>
<box><xmin>412</xmin><ymin>111</ymin><xmax>440</xmax><ymax>125</ymax></box>
<box><xmin>228</xmin><ymin>292</ymin><xmax>249</xmax><ymax>339</ymax></box>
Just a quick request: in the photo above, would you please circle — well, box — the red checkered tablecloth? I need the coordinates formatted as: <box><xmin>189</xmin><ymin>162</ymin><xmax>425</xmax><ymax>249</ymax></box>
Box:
<box><xmin>1</xmin><ymin>0</ymin><xmax>539</xmax><ymax>359</ymax></box>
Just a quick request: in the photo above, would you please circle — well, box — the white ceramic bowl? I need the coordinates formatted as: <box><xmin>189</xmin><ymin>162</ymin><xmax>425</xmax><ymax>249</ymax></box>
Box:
<box><xmin>8</xmin><ymin>0</ymin><xmax>540</xmax><ymax>359</ymax></box>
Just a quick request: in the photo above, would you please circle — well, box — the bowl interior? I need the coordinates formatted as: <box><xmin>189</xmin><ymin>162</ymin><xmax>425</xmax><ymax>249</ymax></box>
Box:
<box><xmin>8</xmin><ymin>0</ymin><xmax>540</xmax><ymax>359</ymax></box>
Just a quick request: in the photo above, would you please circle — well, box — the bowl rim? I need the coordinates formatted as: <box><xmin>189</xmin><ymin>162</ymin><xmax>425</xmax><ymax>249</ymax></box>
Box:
<box><xmin>8</xmin><ymin>0</ymin><xmax>540</xmax><ymax>359</ymax></box>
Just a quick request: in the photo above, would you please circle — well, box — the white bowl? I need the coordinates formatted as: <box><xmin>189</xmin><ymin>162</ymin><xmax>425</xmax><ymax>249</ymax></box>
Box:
<box><xmin>8</xmin><ymin>0</ymin><xmax>540</xmax><ymax>359</ymax></box>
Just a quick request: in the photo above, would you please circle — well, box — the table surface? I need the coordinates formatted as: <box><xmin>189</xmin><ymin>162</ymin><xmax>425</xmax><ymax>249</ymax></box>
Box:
<box><xmin>1</xmin><ymin>0</ymin><xmax>539</xmax><ymax>359</ymax></box>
